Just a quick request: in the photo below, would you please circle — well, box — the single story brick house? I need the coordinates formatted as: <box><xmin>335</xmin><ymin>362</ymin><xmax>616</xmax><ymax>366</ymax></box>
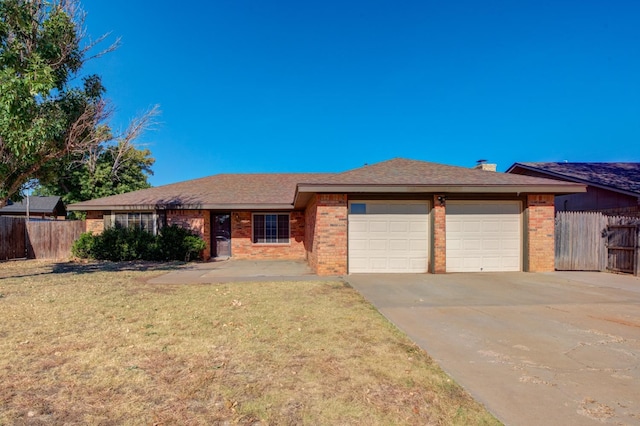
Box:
<box><xmin>68</xmin><ymin>158</ymin><xmax>585</xmax><ymax>275</ymax></box>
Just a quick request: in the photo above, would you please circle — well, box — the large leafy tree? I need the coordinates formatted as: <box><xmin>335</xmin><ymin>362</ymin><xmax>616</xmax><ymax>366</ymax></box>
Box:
<box><xmin>0</xmin><ymin>0</ymin><xmax>154</xmax><ymax>207</ymax></box>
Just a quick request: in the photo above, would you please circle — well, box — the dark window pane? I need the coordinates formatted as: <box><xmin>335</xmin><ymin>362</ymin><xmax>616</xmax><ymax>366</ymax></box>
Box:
<box><xmin>350</xmin><ymin>203</ymin><xmax>366</xmax><ymax>214</ymax></box>
<box><xmin>252</xmin><ymin>213</ymin><xmax>289</xmax><ymax>244</ymax></box>
<box><xmin>253</xmin><ymin>215</ymin><xmax>265</xmax><ymax>243</ymax></box>
<box><xmin>128</xmin><ymin>213</ymin><xmax>141</xmax><ymax>229</ymax></box>
<box><xmin>112</xmin><ymin>212</ymin><xmax>155</xmax><ymax>234</ymax></box>
<box><xmin>104</xmin><ymin>214</ymin><xmax>113</xmax><ymax>229</ymax></box>
<box><xmin>265</xmin><ymin>214</ymin><xmax>277</xmax><ymax>243</ymax></box>
<box><xmin>115</xmin><ymin>214</ymin><xmax>127</xmax><ymax>228</ymax></box>
<box><xmin>141</xmin><ymin>214</ymin><xmax>154</xmax><ymax>232</ymax></box>
<box><xmin>278</xmin><ymin>214</ymin><xmax>289</xmax><ymax>242</ymax></box>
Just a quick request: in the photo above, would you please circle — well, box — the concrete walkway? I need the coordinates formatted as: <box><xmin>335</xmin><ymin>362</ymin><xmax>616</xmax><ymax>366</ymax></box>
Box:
<box><xmin>347</xmin><ymin>271</ymin><xmax>640</xmax><ymax>426</ymax></box>
<box><xmin>147</xmin><ymin>259</ymin><xmax>342</xmax><ymax>284</ymax></box>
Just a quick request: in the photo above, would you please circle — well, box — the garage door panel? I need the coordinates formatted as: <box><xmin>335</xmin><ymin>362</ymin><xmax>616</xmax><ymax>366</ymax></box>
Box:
<box><xmin>409</xmin><ymin>258</ymin><xmax>428</xmax><ymax>269</ymax></box>
<box><xmin>502</xmin><ymin>239</ymin><xmax>520</xmax><ymax>250</ymax></box>
<box><xmin>409</xmin><ymin>239</ymin><xmax>426</xmax><ymax>251</ymax></box>
<box><xmin>481</xmin><ymin>221</ymin><xmax>501</xmax><ymax>232</ymax></box>
<box><xmin>389</xmin><ymin>221</ymin><xmax>408</xmax><ymax>232</ymax></box>
<box><xmin>370</xmin><ymin>258</ymin><xmax>390</xmax><ymax>271</ymax></box>
<box><xmin>349</xmin><ymin>257</ymin><xmax>368</xmax><ymax>270</ymax></box>
<box><xmin>370</xmin><ymin>221</ymin><xmax>389</xmax><ymax>233</ymax></box>
<box><xmin>349</xmin><ymin>239</ymin><xmax>368</xmax><ymax>250</ymax></box>
<box><xmin>369</xmin><ymin>239</ymin><xmax>388</xmax><ymax>250</ymax></box>
<box><xmin>502</xmin><ymin>257</ymin><xmax>520</xmax><ymax>269</ymax></box>
<box><xmin>409</xmin><ymin>222</ymin><xmax>427</xmax><ymax>233</ymax></box>
<box><xmin>482</xmin><ymin>256</ymin><xmax>503</xmax><ymax>269</ymax></box>
<box><xmin>447</xmin><ymin>239</ymin><xmax>462</xmax><ymax>251</ymax></box>
<box><xmin>447</xmin><ymin>201</ymin><xmax>521</xmax><ymax>272</ymax></box>
<box><xmin>388</xmin><ymin>258</ymin><xmax>409</xmax><ymax>269</ymax></box>
<box><xmin>349</xmin><ymin>202</ymin><xmax>429</xmax><ymax>273</ymax></box>
<box><xmin>349</xmin><ymin>219</ymin><xmax>368</xmax><ymax>230</ymax></box>
<box><xmin>482</xmin><ymin>240</ymin><xmax>500</xmax><ymax>250</ymax></box>
<box><xmin>462</xmin><ymin>257</ymin><xmax>482</xmax><ymax>269</ymax></box>
<box><xmin>463</xmin><ymin>239</ymin><xmax>482</xmax><ymax>250</ymax></box>
<box><xmin>447</xmin><ymin>221</ymin><xmax>462</xmax><ymax>233</ymax></box>
<box><xmin>389</xmin><ymin>239</ymin><xmax>409</xmax><ymax>251</ymax></box>
<box><xmin>501</xmin><ymin>222</ymin><xmax>520</xmax><ymax>233</ymax></box>
<box><xmin>463</xmin><ymin>221</ymin><xmax>481</xmax><ymax>232</ymax></box>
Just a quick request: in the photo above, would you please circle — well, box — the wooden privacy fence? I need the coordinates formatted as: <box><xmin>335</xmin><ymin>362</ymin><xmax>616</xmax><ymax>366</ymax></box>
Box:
<box><xmin>0</xmin><ymin>217</ymin><xmax>27</xmax><ymax>260</ymax></box>
<box><xmin>606</xmin><ymin>223</ymin><xmax>638</xmax><ymax>274</ymax></box>
<box><xmin>26</xmin><ymin>220</ymin><xmax>86</xmax><ymax>259</ymax></box>
<box><xmin>555</xmin><ymin>211</ymin><xmax>639</xmax><ymax>275</ymax></box>
<box><xmin>0</xmin><ymin>217</ymin><xmax>85</xmax><ymax>260</ymax></box>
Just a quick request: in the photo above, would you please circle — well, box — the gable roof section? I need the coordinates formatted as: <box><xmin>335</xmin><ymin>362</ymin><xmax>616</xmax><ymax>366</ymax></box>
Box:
<box><xmin>506</xmin><ymin>162</ymin><xmax>640</xmax><ymax>198</ymax></box>
<box><xmin>0</xmin><ymin>196</ymin><xmax>65</xmax><ymax>215</ymax></box>
<box><xmin>68</xmin><ymin>173</ymin><xmax>332</xmax><ymax>211</ymax></box>
<box><xmin>294</xmin><ymin>158</ymin><xmax>585</xmax><ymax>207</ymax></box>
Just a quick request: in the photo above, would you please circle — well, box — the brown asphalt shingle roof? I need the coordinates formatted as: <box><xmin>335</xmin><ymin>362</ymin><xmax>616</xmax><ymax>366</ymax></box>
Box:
<box><xmin>304</xmin><ymin>158</ymin><xmax>583</xmax><ymax>187</ymax></box>
<box><xmin>69</xmin><ymin>173</ymin><xmax>332</xmax><ymax>210</ymax></box>
<box><xmin>69</xmin><ymin>158</ymin><xmax>583</xmax><ymax>211</ymax></box>
<box><xmin>510</xmin><ymin>162</ymin><xmax>640</xmax><ymax>195</ymax></box>
<box><xmin>0</xmin><ymin>196</ymin><xmax>64</xmax><ymax>214</ymax></box>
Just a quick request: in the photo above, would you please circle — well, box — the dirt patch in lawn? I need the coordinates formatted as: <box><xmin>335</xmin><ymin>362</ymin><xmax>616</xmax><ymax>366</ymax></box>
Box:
<box><xmin>0</xmin><ymin>260</ymin><xmax>500</xmax><ymax>425</ymax></box>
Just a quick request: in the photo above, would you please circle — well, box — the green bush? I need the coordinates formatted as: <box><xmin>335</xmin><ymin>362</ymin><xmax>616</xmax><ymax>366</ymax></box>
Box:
<box><xmin>156</xmin><ymin>225</ymin><xmax>207</xmax><ymax>261</ymax></box>
<box><xmin>72</xmin><ymin>225</ymin><xmax>206</xmax><ymax>262</ymax></box>
<box><xmin>71</xmin><ymin>232</ymin><xmax>95</xmax><ymax>259</ymax></box>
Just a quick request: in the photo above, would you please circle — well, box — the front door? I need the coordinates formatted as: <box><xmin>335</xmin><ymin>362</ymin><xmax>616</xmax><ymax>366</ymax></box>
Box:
<box><xmin>212</xmin><ymin>213</ymin><xmax>231</xmax><ymax>258</ymax></box>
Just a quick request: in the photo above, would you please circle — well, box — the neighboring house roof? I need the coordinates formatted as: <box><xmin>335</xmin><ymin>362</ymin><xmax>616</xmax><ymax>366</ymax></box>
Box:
<box><xmin>506</xmin><ymin>162</ymin><xmax>640</xmax><ymax>198</ymax></box>
<box><xmin>0</xmin><ymin>196</ymin><xmax>65</xmax><ymax>215</ymax></box>
<box><xmin>68</xmin><ymin>158</ymin><xmax>585</xmax><ymax>212</ymax></box>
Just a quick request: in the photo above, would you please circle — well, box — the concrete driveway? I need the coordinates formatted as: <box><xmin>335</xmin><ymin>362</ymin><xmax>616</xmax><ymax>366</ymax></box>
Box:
<box><xmin>347</xmin><ymin>271</ymin><xmax>640</xmax><ymax>426</ymax></box>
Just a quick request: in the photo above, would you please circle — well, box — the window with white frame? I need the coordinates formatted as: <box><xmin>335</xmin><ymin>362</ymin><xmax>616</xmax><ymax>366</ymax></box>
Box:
<box><xmin>110</xmin><ymin>212</ymin><xmax>156</xmax><ymax>233</ymax></box>
<box><xmin>252</xmin><ymin>213</ymin><xmax>290</xmax><ymax>244</ymax></box>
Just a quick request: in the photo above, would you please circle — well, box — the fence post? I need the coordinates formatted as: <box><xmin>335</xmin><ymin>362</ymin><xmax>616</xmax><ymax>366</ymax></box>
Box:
<box><xmin>635</xmin><ymin>225</ymin><xmax>639</xmax><ymax>277</ymax></box>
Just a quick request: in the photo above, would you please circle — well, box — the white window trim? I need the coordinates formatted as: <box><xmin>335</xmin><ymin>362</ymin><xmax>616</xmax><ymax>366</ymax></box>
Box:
<box><xmin>108</xmin><ymin>211</ymin><xmax>158</xmax><ymax>234</ymax></box>
<box><xmin>251</xmin><ymin>212</ymin><xmax>291</xmax><ymax>245</ymax></box>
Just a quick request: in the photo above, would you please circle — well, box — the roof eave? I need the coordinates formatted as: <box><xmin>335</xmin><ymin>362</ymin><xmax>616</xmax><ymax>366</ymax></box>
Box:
<box><xmin>68</xmin><ymin>203</ymin><xmax>296</xmax><ymax>211</ymax></box>
<box><xmin>293</xmin><ymin>183</ymin><xmax>586</xmax><ymax>208</ymax></box>
<box><xmin>296</xmin><ymin>184</ymin><xmax>586</xmax><ymax>194</ymax></box>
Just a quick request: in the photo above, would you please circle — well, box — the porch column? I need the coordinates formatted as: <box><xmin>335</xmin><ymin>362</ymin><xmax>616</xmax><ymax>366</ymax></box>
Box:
<box><xmin>433</xmin><ymin>195</ymin><xmax>446</xmax><ymax>273</ymax></box>
<box><xmin>526</xmin><ymin>194</ymin><xmax>555</xmax><ymax>272</ymax></box>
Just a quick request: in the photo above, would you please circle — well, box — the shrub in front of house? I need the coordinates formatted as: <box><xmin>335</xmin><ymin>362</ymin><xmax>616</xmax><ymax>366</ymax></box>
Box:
<box><xmin>71</xmin><ymin>232</ymin><xmax>95</xmax><ymax>259</ymax></box>
<box><xmin>72</xmin><ymin>225</ymin><xmax>206</xmax><ymax>262</ymax></box>
<box><xmin>155</xmin><ymin>225</ymin><xmax>207</xmax><ymax>261</ymax></box>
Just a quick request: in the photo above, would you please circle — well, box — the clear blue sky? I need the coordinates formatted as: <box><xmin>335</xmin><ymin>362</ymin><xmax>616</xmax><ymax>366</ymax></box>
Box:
<box><xmin>83</xmin><ymin>0</ymin><xmax>640</xmax><ymax>187</ymax></box>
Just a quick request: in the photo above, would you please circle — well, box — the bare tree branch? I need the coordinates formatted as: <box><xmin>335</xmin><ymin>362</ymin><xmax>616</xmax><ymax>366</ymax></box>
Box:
<box><xmin>111</xmin><ymin>105</ymin><xmax>160</xmax><ymax>178</ymax></box>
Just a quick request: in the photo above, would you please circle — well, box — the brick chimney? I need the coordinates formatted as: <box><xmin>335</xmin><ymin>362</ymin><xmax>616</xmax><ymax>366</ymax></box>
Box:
<box><xmin>474</xmin><ymin>159</ymin><xmax>497</xmax><ymax>172</ymax></box>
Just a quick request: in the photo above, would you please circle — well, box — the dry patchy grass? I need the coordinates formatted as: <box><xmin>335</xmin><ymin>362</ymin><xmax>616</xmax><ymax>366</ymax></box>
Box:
<box><xmin>0</xmin><ymin>260</ymin><xmax>500</xmax><ymax>425</ymax></box>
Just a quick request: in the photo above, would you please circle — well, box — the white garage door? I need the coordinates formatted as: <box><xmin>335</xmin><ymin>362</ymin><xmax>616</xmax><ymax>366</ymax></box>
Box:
<box><xmin>348</xmin><ymin>201</ymin><xmax>429</xmax><ymax>273</ymax></box>
<box><xmin>446</xmin><ymin>201</ymin><xmax>521</xmax><ymax>272</ymax></box>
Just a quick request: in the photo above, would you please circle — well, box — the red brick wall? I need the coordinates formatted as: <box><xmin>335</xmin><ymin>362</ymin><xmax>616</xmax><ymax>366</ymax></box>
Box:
<box><xmin>85</xmin><ymin>211</ymin><xmax>104</xmax><ymax>234</ymax></box>
<box><xmin>305</xmin><ymin>194</ymin><xmax>347</xmax><ymax>276</ymax></box>
<box><xmin>167</xmin><ymin>210</ymin><xmax>210</xmax><ymax>259</ymax></box>
<box><xmin>432</xmin><ymin>195</ymin><xmax>446</xmax><ymax>273</ymax></box>
<box><xmin>526</xmin><ymin>195</ymin><xmax>555</xmax><ymax>272</ymax></box>
<box><xmin>231</xmin><ymin>211</ymin><xmax>307</xmax><ymax>260</ymax></box>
